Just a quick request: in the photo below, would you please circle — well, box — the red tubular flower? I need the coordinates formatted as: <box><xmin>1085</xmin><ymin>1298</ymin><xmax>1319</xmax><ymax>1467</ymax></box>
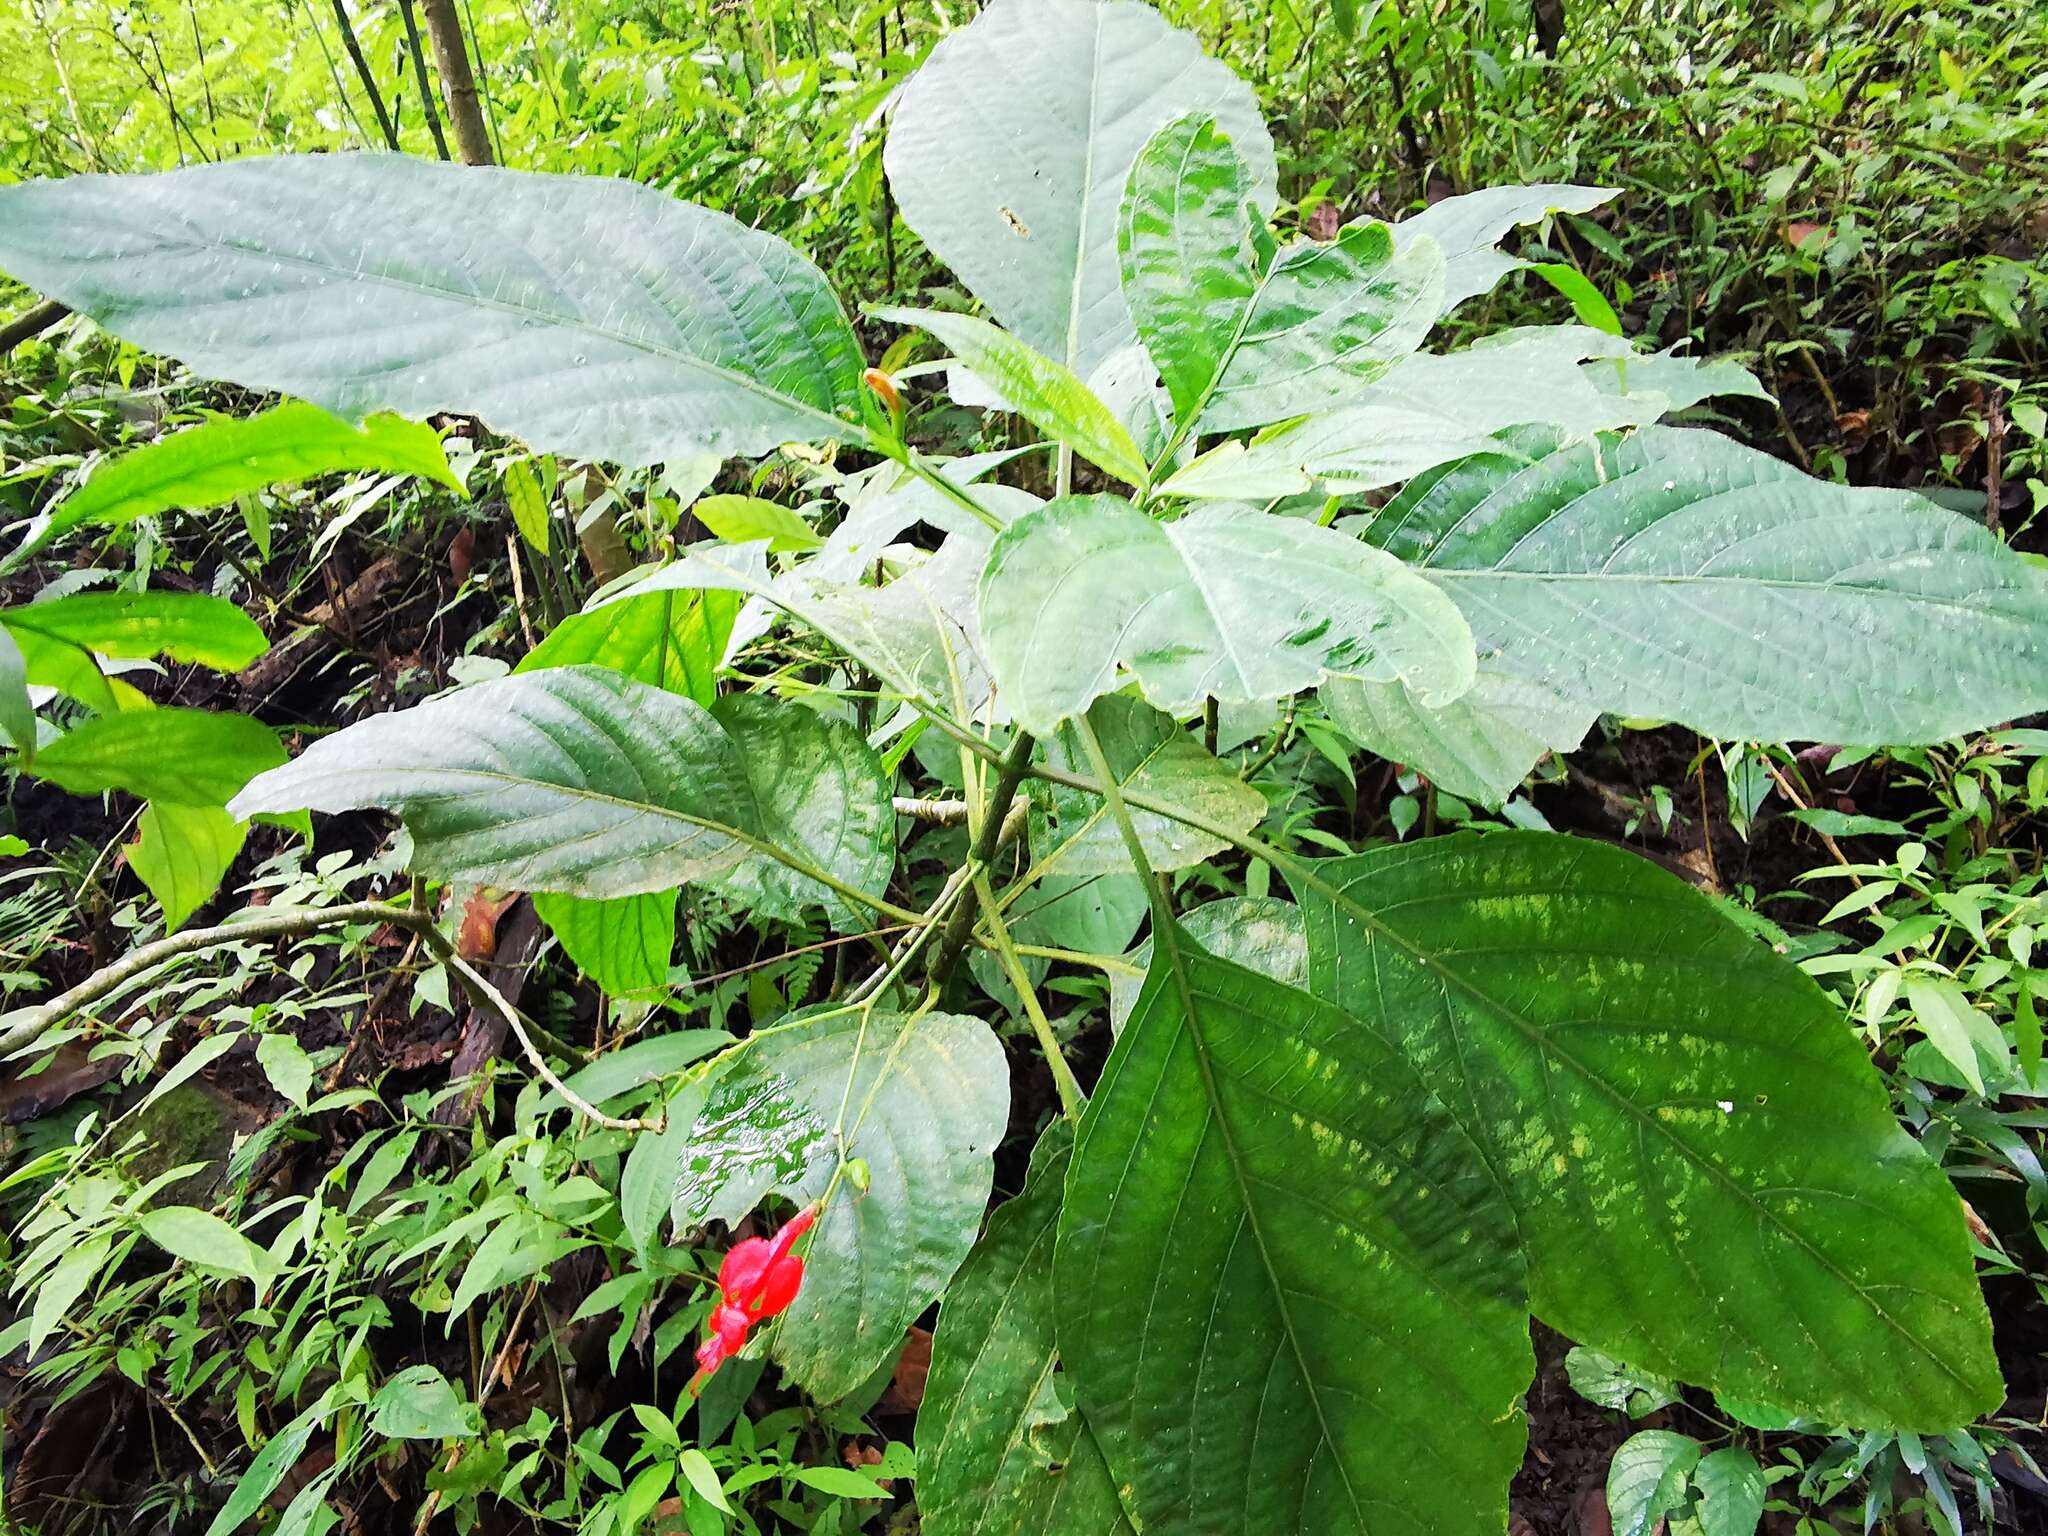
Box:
<box><xmin>692</xmin><ymin>1206</ymin><xmax>819</xmax><ymax>1384</ymax></box>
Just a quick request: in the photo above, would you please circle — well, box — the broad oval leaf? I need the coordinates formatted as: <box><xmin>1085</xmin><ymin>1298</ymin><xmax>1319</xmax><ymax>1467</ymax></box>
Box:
<box><xmin>1118</xmin><ymin>117</ymin><xmax>1443</xmax><ymax>436</ymax></box>
<box><xmin>131</xmin><ymin>802</ymin><xmax>247</xmax><ymax>931</ymax></box>
<box><xmin>29</xmin><ymin>402</ymin><xmax>462</xmax><ymax>551</ymax></box>
<box><xmin>1</xmin><ymin>591</ymin><xmax>268</xmax><ymax>672</ymax></box>
<box><xmin>673</xmin><ymin>1008</ymin><xmax>1009</xmax><ymax>1401</ymax></box>
<box><xmin>920</xmin><ymin>1121</ymin><xmax>1132</xmax><ymax>1536</ymax></box>
<box><xmin>1107</xmin><ymin>894</ymin><xmax>1306</xmax><ymax>1032</ymax></box>
<box><xmin>1359</xmin><ymin>425</ymin><xmax>2048</xmax><ymax>742</ymax></box>
<box><xmin>1057</xmin><ymin>936</ymin><xmax>1531</xmax><ymax>1536</ymax></box>
<box><xmin>1289</xmin><ymin>831</ymin><xmax>2001</xmax><ymax>1427</ymax></box>
<box><xmin>0</xmin><ymin>155</ymin><xmax>864</xmax><ymax>468</ymax></box>
<box><xmin>227</xmin><ymin>666</ymin><xmax>755</xmax><ymax>898</ymax></box>
<box><xmin>885</xmin><ymin>0</ymin><xmax>1276</xmax><ymax>381</ymax></box>
<box><xmin>980</xmin><ymin>496</ymin><xmax>1476</xmax><ymax>735</ymax></box>
<box><xmin>517</xmin><ymin>587</ymin><xmax>739</xmax><ymax>703</ymax></box>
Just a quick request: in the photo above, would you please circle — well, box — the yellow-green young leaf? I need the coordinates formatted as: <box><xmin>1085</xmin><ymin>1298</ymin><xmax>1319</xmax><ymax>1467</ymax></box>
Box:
<box><xmin>692</xmin><ymin>494</ymin><xmax>824</xmax><ymax>551</ymax></box>
<box><xmin>0</xmin><ymin>157</ymin><xmax>865</xmax><ymax>469</ymax></box>
<box><xmin>504</xmin><ymin>460</ymin><xmax>551</xmax><ymax>556</ymax></box>
<box><xmin>531</xmin><ymin>889</ymin><xmax>678</xmax><ymax>997</ymax></box>
<box><xmin>1119</xmin><ymin>115</ymin><xmax>1444</xmax><ymax>435</ymax></box>
<box><xmin>1057</xmin><ymin>935</ymin><xmax>1530</xmax><ymax>1536</ymax></box>
<box><xmin>32</xmin><ymin>710</ymin><xmax>285</xmax><ymax>806</ymax></box>
<box><xmin>1904</xmin><ymin>975</ymin><xmax>2007</xmax><ymax>1096</ymax></box>
<box><xmin>519</xmin><ymin>585</ymin><xmax>740</xmax><ymax>705</ymax></box>
<box><xmin>39</xmin><ymin>402</ymin><xmax>461</xmax><ymax>546</ymax></box>
<box><xmin>130</xmin><ymin>801</ymin><xmax>246</xmax><ymax>931</ymax></box>
<box><xmin>1362</xmin><ymin>425</ymin><xmax>2048</xmax><ymax>743</ymax></box>
<box><xmin>137</xmin><ymin>1206</ymin><xmax>277</xmax><ymax>1284</ymax></box>
<box><xmin>979</xmin><ymin>495</ymin><xmax>1475</xmax><ymax>735</ymax></box>
<box><xmin>919</xmin><ymin>1121</ymin><xmax>1133</xmax><ymax>1536</ymax></box>
<box><xmin>6</xmin><ymin>624</ymin><xmax>142</xmax><ymax>717</ymax></box>
<box><xmin>1</xmin><ymin>591</ymin><xmax>267</xmax><ymax>672</ymax></box>
<box><xmin>870</xmin><ymin>308</ymin><xmax>1148</xmax><ymax>486</ymax></box>
<box><xmin>1290</xmin><ymin>832</ymin><xmax>2002</xmax><ymax>1428</ymax></box>
<box><xmin>1531</xmin><ymin>262</ymin><xmax>1624</xmax><ymax>335</ymax></box>
<box><xmin>678</xmin><ymin>1449</ymin><xmax>733</xmax><ymax>1514</ymax></box>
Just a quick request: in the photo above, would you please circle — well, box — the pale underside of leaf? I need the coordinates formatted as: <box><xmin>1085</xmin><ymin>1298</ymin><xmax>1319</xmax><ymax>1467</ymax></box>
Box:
<box><xmin>1388</xmin><ymin>183</ymin><xmax>1618</xmax><ymax>315</ymax></box>
<box><xmin>1320</xmin><ymin>667</ymin><xmax>1594</xmax><ymax>808</ymax></box>
<box><xmin>0</xmin><ymin>155</ymin><xmax>865</xmax><ymax>468</ymax></box>
<box><xmin>978</xmin><ymin>496</ymin><xmax>1476</xmax><ymax>736</ymax></box>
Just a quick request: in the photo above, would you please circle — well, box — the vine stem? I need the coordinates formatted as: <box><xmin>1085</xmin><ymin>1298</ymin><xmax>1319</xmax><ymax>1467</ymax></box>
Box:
<box><xmin>971</xmin><ymin>869</ymin><xmax>1083</xmax><ymax>1117</ymax></box>
<box><xmin>924</xmin><ymin>734</ymin><xmax>1037</xmax><ymax>986</ymax></box>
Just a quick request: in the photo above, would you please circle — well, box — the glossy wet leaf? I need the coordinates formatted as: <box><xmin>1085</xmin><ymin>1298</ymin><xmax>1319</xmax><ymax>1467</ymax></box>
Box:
<box><xmin>532</xmin><ymin>889</ymin><xmax>679</xmax><ymax>997</ymax></box>
<box><xmin>704</xmin><ymin>694</ymin><xmax>895</xmax><ymax>928</ymax></box>
<box><xmin>872</xmin><ymin>308</ymin><xmax>1148</xmax><ymax>486</ymax></box>
<box><xmin>1321</xmin><ymin>667</ymin><xmax>1594</xmax><ymax>808</ymax></box>
<box><xmin>1057</xmin><ymin>935</ymin><xmax>1530</xmax><ymax>1536</ymax></box>
<box><xmin>1</xmin><ymin>591</ymin><xmax>268</xmax><ymax>672</ymax></box>
<box><xmin>885</xmin><ymin>0</ymin><xmax>1275</xmax><ymax>381</ymax></box>
<box><xmin>229</xmin><ymin>666</ymin><xmax>755</xmax><ymax>899</ymax></box>
<box><xmin>130</xmin><ymin>802</ymin><xmax>246</xmax><ymax>931</ymax></box>
<box><xmin>693</xmin><ymin>494</ymin><xmax>825</xmax><ymax>552</ymax></box>
<box><xmin>1037</xmin><ymin>696</ymin><xmax>1266</xmax><ymax>876</ymax></box>
<box><xmin>1607</xmin><ymin>1431</ymin><xmax>1702</xmax><ymax>1536</ymax></box>
<box><xmin>32</xmin><ymin>708</ymin><xmax>284</xmax><ymax>805</ymax></box>
<box><xmin>919</xmin><ymin>1122</ymin><xmax>1132</xmax><ymax>1536</ymax></box>
<box><xmin>1118</xmin><ymin>115</ymin><xmax>1443</xmax><ymax>434</ymax></box>
<box><xmin>1564</xmin><ymin>1347</ymin><xmax>1681</xmax><ymax>1417</ymax></box>
<box><xmin>1389</xmin><ymin>183</ymin><xmax>1617</xmax><ymax>315</ymax></box>
<box><xmin>0</xmin><ymin>156</ymin><xmax>864</xmax><ymax>468</ymax></box>
<box><xmin>674</xmin><ymin>1009</ymin><xmax>1008</xmax><ymax>1401</ymax></box>
<box><xmin>28</xmin><ymin>401</ymin><xmax>461</xmax><ymax>548</ymax></box>
<box><xmin>1360</xmin><ymin>425</ymin><xmax>2048</xmax><ymax>742</ymax></box>
<box><xmin>980</xmin><ymin>495</ymin><xmax>1475</xmax><ymax>735</ymax></box>
<box><xmin>1290</xmin><ymin>831</ymin><xmax>2001</xmax><ymax>1427</ymax></box>
<box><xmin>370</xmin><ymin>1366</ymin><xmax>479</xmax><ymax>1440</ymax></box>
<box><xmin>1693</xmin><ymin>1446</ymin><xmax>1767</xmax><ymax>1536</ymax></box>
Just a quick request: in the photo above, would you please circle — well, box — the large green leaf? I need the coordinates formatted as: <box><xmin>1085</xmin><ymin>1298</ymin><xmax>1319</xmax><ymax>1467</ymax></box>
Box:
<box><xmin>1321</xmin><ymin>667</ymin><xmax>1594</xmax><ymax>808</ymax></box>
<box><xmin>1388</xmin><ymin>183</ymin><xmax>1616</xmax><ymax>315</ymax></box>
<box><xmin>29</xmin><ymin>402</ymin><xmax>461</xmax><ymax>550</ymax></box>
<box><xmin>872</xmin><ymin>308</ymin><xmax>1148</xmax><ymax>486</ymax></box>
<box><xmin>0</xmin><ymin>627</ymin><xmax>31</xmax><ymax>756</ymax></box>
<box><xmin>1</xmin><ymin>591</ymin><xmax>268</xmax><ymax>672</ymax></box>
<box><xmin>31</xmin><ymin>709</ymin><xmax>284</xmax><ymax>805</ymax></box>
<box><xmin>672</xmin><ymin>1009</ymin><xmax>1008</xmax><ymax>1401</ymax></box>
<box><xmin>227</xmin><ymin>666</ymin><xmax>754</xmax><ymax>898</ymax></box>
<box><xmin>1158</xmin><ymin>326</ymin><xmax>1671</xmax><ymax>501</ymax></box>
<box><xmin>1107</xmin><ymin>894</ymin><xmax>1305</xmax><ymax>1032</ymax></box>
<box><xmin>0</xmin><ymin>155</ymin><xmax>864</xmax><ymax>468</ymax></box>
<box><xmin>979</xmin><ymin>496</ymin><xmax>1476</xmax><ymax>735</ymax></box>
<box><xmin>1056</xmin><ymin>935</ymin><xmax>1531</xmax><ymax>1536</ymax></box>
<box><xmin>1289</xmin><ymin>831</ymin><xmax>2001</xmax><ymax>1427</ymax></box>
<box><xmin>1119</xmin><ymin>115</ymin><xmax>1444</xmax><ymax>434</ymax></box>
<box><xmin>919</xmin><ymin>1122</ymin><xmax>1133</xmax><ymax>1536</ymax></box>
<box><xmin>531</xmin><ymin>889</ymin><xmax>679</xmax><ymax>997</ymax></box>
<box><xmin>1036</xmin><ymin>696</ymin><xmax>1265</xmax><ymax>876</ymax></box>
<box><xmin>884</xmin><ymin>0</ymin><xmax>1276</xmax><ymax>382</ymax></box>
<box><xmin>704</xmin><ymin>694</ymin><xmax>895</xmax><ymax>928</ymax></box>
<box><xmin>1359</xmin><ymin>425</ymin><xmax>2048</xmax><ymax>742</ymax></box>
<box><xmin>130</xmin><ymin>802</ymin><xmax>246</xmax><ymax>931</ymax></box>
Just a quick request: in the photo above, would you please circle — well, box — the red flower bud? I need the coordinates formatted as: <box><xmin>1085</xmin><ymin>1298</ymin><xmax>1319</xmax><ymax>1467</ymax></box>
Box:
<box><xmin>691</xmin><ymin>1206</ymin><xmax>821</xmax><ymax>1390</ymax></box>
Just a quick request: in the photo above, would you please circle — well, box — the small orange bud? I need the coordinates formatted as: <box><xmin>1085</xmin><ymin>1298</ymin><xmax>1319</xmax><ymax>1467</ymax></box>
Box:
<box><xmin>862</xmin><ymin>367</ymin><xmax>902</xmax><ymax>417</ymax></box>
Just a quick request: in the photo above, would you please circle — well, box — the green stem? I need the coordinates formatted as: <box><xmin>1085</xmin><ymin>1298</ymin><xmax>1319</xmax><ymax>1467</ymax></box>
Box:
<box><xmin>925</xmin><ymin>732</ymin><xmax>1036</xmax><ymax>986</ymax></box>
<box><xmin>972</xmin><ymin>870</ymin><xmax>1084</xmax><ymax>1117</ymax></box>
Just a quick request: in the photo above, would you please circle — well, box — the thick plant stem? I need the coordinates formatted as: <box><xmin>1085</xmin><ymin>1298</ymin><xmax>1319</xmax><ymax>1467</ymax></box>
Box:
<box><xmin>418</xmin><ymin>0</ymin><xmax>495</xmax><ymax>165</ymax></box>
<box><xmin>925</xmin><ymin>733</ymin><xmax>1036</xmax><ymax>986</ymax></box>
<box><xmin>972</xmin><ymin>870</ymin><xmax>1084</xmax><ymax>1117</ymax></box>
